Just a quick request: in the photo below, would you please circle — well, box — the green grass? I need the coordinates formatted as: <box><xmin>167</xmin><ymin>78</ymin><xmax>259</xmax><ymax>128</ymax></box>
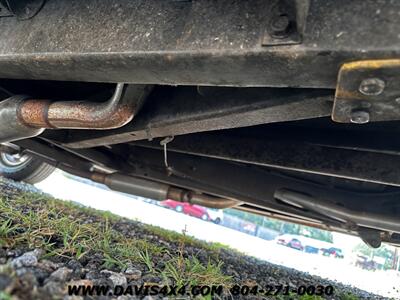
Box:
<box><xmin>0</xmin><ymin>191</ymin><xmax>231</xmax><ymax>287</ymax></box>
<box><xmin>0</xmin><ymin>191</ymin><xmax>368</xmax><ymax>300</ymax></box>
<box><xmin>163</xmin><ymin>257</ymin><xmax>229</xmax><ymax>287</ymax></box>
<box><xmin>337</xmin><ymin>292</ymin><xmax>359</xmax><ymax>300</ymax></box>
<box><xmin>142</xmin><ymin>223</ymin><xmax>219</xmax><ymax>252</ymax></box>
<box><xmin>298</xmin><ymin>295</ymin><xmax>324</xmax><ymax>300</ymax></box>
<box><xmin>0</xmin><ymin>291</ymin><xmax>12</xmax><ymax>300</ymax></box>
<box><xmin>161</xmin><ymin>227</ymin><xmax>231</xmax><ymax>288</ymax></box>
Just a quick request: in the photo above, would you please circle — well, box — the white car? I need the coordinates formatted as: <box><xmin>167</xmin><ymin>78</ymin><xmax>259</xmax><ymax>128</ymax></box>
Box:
<box><xmin>206</xmin><ymin>208</ymin><xmax>224</xmax><ymax>224</ymax></box>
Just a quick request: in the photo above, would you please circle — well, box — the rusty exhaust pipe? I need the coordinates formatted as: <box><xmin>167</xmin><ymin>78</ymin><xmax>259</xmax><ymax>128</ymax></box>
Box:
<box><xmin>80</xmin><ymin>170</ymin><xmax>240</xmax><ymax>209</ymax></box>
<box><xmin>0</xmin><ymin>84</ymin><xmax>150</xmax><ymax>143</ymax></box>
<box><xmin>0</xmin><ymin>95</ymin><xmax>45</xmax><ymax>143</ymax></box>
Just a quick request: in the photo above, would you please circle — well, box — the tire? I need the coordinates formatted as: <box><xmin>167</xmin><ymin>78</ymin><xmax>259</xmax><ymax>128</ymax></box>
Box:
<box><xmin>0</xmin><ymin>152</ymin><xmax>55</xmax><ymax>184</ymax></box>
<box><xmin>175</xmin><ymin>205</ymin><xmax>183</xmax><ymax>212</ymax></box>
<box><xmin>201</xmin><ymin>214</ymin><xmax>209</xmax><ymax>221</ymax></box>
<box><xmin>214</xmin><ymin>217</ymin><xmax>221</xmax><ymax>224</ymax></box>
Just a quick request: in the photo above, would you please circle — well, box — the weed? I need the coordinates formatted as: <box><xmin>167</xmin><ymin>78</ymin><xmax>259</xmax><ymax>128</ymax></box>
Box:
<box><xmin>0</xmin><ymin>291</ymin><xmax>12</xmax><ymax>300</ymax></box>
<box><xmin>138</xmin><ymin>248</ymin><xmax>154</xmax><ymax>273</ymax></box>
<box><xmin>298</xmin><ymin>295</ymin><xmax>324</xmax><ymax>300</ymax></box>
<box><xmin>337</xmin><ymin>292</ymin><xmax>359</xmax><ymax>300</ymax></box>
<box><xmin>0</xmin><ymin>191</ymin><xmax>231</xmax><ymax>288</ymax></box>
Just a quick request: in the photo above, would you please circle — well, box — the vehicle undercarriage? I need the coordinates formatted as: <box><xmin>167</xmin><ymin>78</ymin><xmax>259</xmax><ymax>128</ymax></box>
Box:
<box><xmin>1</xmin><ymin>0</ymin><xmax>400</xmax><ymax>248</ymax></box>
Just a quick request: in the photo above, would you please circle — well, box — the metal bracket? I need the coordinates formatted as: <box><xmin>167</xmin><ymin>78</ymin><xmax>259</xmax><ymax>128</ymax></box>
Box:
<box><xmin>358</xmin><ymin>228</ymin><xmax>382</xmax><ymax>249</ymax></box>
<box><xmin>332</xmin><ymin>59</ymin><xmax>400</xmax><ymax>124</ymax></box>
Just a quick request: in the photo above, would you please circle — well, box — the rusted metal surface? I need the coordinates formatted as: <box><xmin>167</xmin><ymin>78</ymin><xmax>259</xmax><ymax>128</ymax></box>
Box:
<box><xmin>19</xmin><ymin>99</ymin><xmax>53</xmax><ymax>128</ymax></box>
<box><xmin>47</xmin><ymin>102</ymin><xmax>133</xmax><ymax>129</ymax></box>
<box><xmin>18</xmin><ymin>83</ymin><xmax>145</xmax><ymax>130</ymax></box>
<box><xmin>0</xmin><ymin>83</ymin><xmax>151</xmax><ymax>143</ymax></box>
<box><xmin>167</xmin><ymin>187</ymin><xmax>241</xmax><ymax>209</ymax></box>
<box><xmin>90</xmin><ymin>172</ymin><xmax>107</xmax><ymax>184</ymax></box>
<box><xmin>332</xmin><ymin>59</ymin><xmax>400</xmax><ymax>123</ymax></box>
<box><xmin>189</xmin><ymin>193</ymin><xmax>241</xmax><ymax>209</ymax></box>
<box><xmin>166</xmin><ymin>187</ymin><xmax>186</xmax><ymax>203</ymax></box>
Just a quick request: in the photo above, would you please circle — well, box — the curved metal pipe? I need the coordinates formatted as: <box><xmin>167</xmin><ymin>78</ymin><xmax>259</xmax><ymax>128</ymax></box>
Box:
<box><xmin>18</xmin><ymin>83</ymin><xmax>148</xmax><ymax>130</ymax></box>
<box><xmin>275</xmin><ymin>189</ymin><xmax>400</xmax><ymax>233</ymax></box>
<box><xmin>0</xmin><ymin>84</ymin><xmax>150</xmax><ymax>143</ymax></box>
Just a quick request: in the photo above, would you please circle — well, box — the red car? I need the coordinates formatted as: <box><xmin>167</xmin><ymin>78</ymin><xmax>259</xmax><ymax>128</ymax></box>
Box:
<box><xmin>275</xmin><ymin>234</ymin><xmax>304</xmax><ymax>251</ymax></box>
<box><xmin>287</xmin><ymin>238</ymin><xmax>304</xmax><ymax>251</ymax></box>
<box><xmin>161</xmin><ymin>200</ymin><xmax>210</xmax><ymax>221</ymax></box>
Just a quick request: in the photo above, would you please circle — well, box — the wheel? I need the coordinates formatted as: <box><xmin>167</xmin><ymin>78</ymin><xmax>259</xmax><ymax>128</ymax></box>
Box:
<box><xmin>175</xmin><ymin>205</ymin><xmax>183</xmax><ymax>212</ymax></box>
<box><xmin>214</xmin><ymin>217</ymin><xmax>221</xmax><ymax>224</ymax></box>
<box><xmin>0</xmin><ymin>152</ymin><xmax>55</xmax><ymax>184</ymax></box>
<box><xmin>201</xmin><ymin>214</ymin><xmax>209</xmax><ymax>221</ymax></box>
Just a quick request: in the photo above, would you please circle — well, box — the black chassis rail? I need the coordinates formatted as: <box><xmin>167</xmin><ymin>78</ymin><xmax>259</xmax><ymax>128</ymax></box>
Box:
<box><xmin>0</xmin><ymin>0</ymin><xmax>398</xmax><ymax>88</ymax></box>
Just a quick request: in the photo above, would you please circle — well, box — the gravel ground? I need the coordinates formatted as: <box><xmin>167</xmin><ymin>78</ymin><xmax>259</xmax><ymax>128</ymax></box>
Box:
<box><xmin>0</xmin><ymin>177</ymin><xmax>390</xmax><ymax>300</ymax></box>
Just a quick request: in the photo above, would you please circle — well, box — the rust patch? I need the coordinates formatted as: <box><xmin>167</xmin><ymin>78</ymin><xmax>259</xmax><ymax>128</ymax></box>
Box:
<box><xmin>47</xmin><ymin>102</ymin><xmax>135</xmax><ymax>129</ymax></box>
<box><xmin>19</xmin><ymin>99</ymin><xmax>52</xmax><ymax>128</ymax></box>
<box><xmin>166</xmin><ymin>187</ymin><xmax>186</xmax><ymax>202</ymax></box>
<box><xmin>91</xmin><ymin>172</ymin><xmax>107</xmax><ymax>184</ymax></box>
<box><xmin>15</xmin><ymin>84</ymin><xmax>145</xmax><ymax>130</ymax></box>
<box><xmin>19</xmin><ymin>99</ymin><xmax>135</xmax><ymax>130</ymax></box>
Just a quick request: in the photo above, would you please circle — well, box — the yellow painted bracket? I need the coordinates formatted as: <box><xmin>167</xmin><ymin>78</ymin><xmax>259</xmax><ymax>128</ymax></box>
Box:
<box><xmin>332</xmin><ymin>59</ymin><xmax>400</xmax><ymax>124</ymax></box>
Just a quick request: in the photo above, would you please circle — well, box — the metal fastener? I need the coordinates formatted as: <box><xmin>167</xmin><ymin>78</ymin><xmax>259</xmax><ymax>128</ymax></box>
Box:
<box><xmin>350</xmin><ymin>110</ymin><xmax>370</xmax><ymax>124</ymax></box>
<box><xmin>359</xmin><ymin>78</ymin><xmax>385</xmax><ymax>96</ymax></box>
<box><xmin>269</xmin><ymin>14</ymin><xmax>290</xmax><ymax>38</ymax></box>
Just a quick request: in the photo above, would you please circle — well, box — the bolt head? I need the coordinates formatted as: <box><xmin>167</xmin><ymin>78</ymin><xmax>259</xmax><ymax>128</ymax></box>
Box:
<box><xmin>359</xmin><ymin>78</ymin><xmax>385</xmax><ymax>96</ymax></box>
<box><xmin>269</xmin><ymin>14</ymin><xmax>290</xmax><ymax>38</ymax></box>
<box><xmin>350</xmin><ymin>110</ymin><xmax>370</xmax><ymax>124</ymax></box>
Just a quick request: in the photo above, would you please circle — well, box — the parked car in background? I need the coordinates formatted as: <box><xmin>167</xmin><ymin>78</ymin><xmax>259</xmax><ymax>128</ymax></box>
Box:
<box><xmin>287</xmin><ymin>238</ymin><xmax>304</xmax><ymax>251</ymax></box>
<box><xmin>296</xmin><ymin>236</ymin><xmax>334</xmax><ymax>255</ymax></box>
<box><xmin>304</xmin><ymin>245</ymin><xmax>320</xmax><ymax>254</ymax></box>
<box><xmin>275</xmin><ymin>234</ymin><xmax>304</xmax><ymax>251</ymax></box>
<box><xmin>276</xmin><ymin>234</ymin><xmax>294</xmax><ymax>245</ymax></box>
<box><xmin>242</xmin><ymin>223</ymin><xmax>257</xmax><ymax>235</ymax></box>
<box><xmin>206</xmin><ymin>208</ymin><xmax>224</xmax><ymax>224</ymax></box>
<box><xmin>160</xmin><ymin>200</ymin><xmax>210</xmax><ymax>221</ymax></box>
<box><xmin>321</xmin><ymin>247</ymin><xmax>344</xmax><ymax>258</ymax></box>
<box><xmin>355</xmin><ymin>255</ymin><xmax>377</xmax><ymax>271</ymax></box>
